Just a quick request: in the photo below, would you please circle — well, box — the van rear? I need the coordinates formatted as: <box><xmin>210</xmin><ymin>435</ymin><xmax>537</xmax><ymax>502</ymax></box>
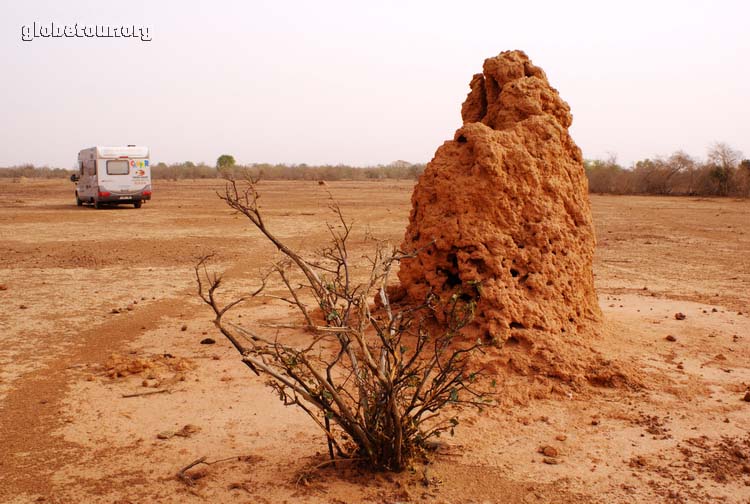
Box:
<box><xmin>73</xmin><ymin>146</ymin><xmax>152</xmax><ymax>209</ymax></box>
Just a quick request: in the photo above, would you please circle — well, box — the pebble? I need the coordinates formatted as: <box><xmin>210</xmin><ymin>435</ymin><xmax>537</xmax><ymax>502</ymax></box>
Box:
<box><xmin>674</xmin><ymin>312</ymin><xmax>686</xmax><ymax>320</ymax></box>
<box><xmin>665</xmin><ymin>335</ymin><xmax>677</xmax><ymax>342</ymax></box>
<box><xmin>540</xmin><ymin>446</ymin><xmax>558</xmax><ymax>457</ymax></box>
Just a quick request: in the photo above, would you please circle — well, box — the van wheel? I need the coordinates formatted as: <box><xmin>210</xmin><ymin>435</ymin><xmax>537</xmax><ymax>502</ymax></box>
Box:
<box><xmin>76</xmin><ymin>193</ymin><xmax>83</xmax><ymax>207</ymax></box>
<box><xmin>134</xmin><ymin>201</ymin><xmax>142</xmax><ymax>209</ymax></box>
<box><xmin>94</xmin><ymin>200</ymin><xmax>102</xmax><ymax>209</ymax></box>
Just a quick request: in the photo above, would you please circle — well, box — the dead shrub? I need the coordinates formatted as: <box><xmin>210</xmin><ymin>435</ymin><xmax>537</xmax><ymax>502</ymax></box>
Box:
<box><xmin>195</xmin><ymin>177</ymin><xmax>488</xmax><ymax>471</ymax></box>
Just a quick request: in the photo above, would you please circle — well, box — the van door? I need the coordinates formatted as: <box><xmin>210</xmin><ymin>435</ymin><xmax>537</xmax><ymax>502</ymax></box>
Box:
<box><xmin>80</xmin><ymin>158</ymin><xmax>97</xmax><ymax>199</ymax></box>
<box><xmin>98</xmin><ymin>158</ymin><xmax>132</xmax><ymax>194</ymax></box>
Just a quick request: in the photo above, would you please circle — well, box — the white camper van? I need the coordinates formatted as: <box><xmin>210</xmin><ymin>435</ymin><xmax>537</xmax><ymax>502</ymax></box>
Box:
<box><xmin>71</xmin><ymin>145</ymin><xmax>152</xmax><ymax>208</ymax></box>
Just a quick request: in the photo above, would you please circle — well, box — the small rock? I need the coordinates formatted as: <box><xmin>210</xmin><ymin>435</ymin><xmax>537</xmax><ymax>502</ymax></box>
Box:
<box><xmin>742</xmin><ymin>464</ymin><xmax>750</xmax><ymax>474</ymax></box>
<box><xmin>111</xmin><ymin>308</ymin><xmax>120</xmax><ymax>314</ymax></box>
<box><xmin>19</xmin><ymin>304</ymin><xmax>28</xmax><ymax>310</ymax></box>
<box><xmin>674</xmin><ymin>312</ymin><xmax>686</xmax><ymax>320</ymax></box>
<box><xmin>181</xmin><ymin>325</ymin><xmax>188</xmax><ymax>331</ymax></box>
<box><xmin>157</xmin><ymin>431</ymin><xmax>174</xmax><ymax>440</ymax></box>
<box><xmin>539</xmin><ymin>446</ymin><xmax>558</xmax><ymax>457</ymax></box>
<box><xmin>212</xmin><ymin>355</ymin><xmax>221</xmax><ymax>360</ymax></box>
<box><xmin>665</xmin><ymin>335</ymin><xmax>677</xmax><ymax>342</ymax></box>
<box><xmin>542</xmin><ymin>457</ymin><xmax>559</xmax><ymax>465</ymax></box>
<box><xmin>0</xmin><ymin>284</ymin><xmax>8</xmax><ymax>291</ymax></box>
<box><xmin>126</xmin><ymin>305</ymin><xmax>134</xmax><ymax>311</ymax></box>
<box><xmin>200</xmin><ymin>338</ymin><xmax>216</xmax><ymax>345</ymax></box>
<box><xmin>175</xmin><ymin>424</ymin><xmax>201</xmax><ymax>437</ymax></box>
<box><xmin>711</xmin><ymin>308</ymin><xmax>718</xmax><ymax>313</ymax></box>
<box><xmin>555</xmin><ymin>434</ymin><xmax>567</xmax><ymax>442</ymax></box>
<box><xmin>743</xmin><ymin>392</ymin><xmax>750</xmax><ymax>402</ymax></box>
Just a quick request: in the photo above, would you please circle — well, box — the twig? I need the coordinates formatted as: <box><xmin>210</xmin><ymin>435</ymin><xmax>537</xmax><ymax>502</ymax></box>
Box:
<box><xmin>176</xmin><ymin>454</ymin><xmax>257</xmax><ymax>486</ymax></box>
<box><xmin>122</xmin><ymin>389</ymin><xmax>170</xmax><ymax>398</ymax></box>
<box><xmin>177</xmin><ymin>456</ymin><xmax>208</xmax><ymax>486</ymax></box>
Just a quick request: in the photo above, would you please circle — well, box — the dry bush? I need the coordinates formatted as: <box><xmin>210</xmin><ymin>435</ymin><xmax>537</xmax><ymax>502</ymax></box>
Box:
<box><xmin>195</xmin><ymin>177</ymin><xmax>487</xmax><ymax>471</ymax></box>
<box><xmin>149</xmin><ymin>161</ymin><xmax>425</xmax><ymax>180</ymax></box>
<box><xmin>585</xmin><ymin>144</ymin><xmax>748</xmax><ymax>197</ymax></box>
<box><xmin>0</xmin><ymin>164</ymin><xmax>74</xmax><ymax>179</ymax></box>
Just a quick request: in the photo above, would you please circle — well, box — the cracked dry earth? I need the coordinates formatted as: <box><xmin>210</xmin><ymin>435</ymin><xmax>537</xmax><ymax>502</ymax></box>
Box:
<box><xmin>1</xmin><ymin>179</ymin><xmax>749</xmax><ymax>503</ymax></box>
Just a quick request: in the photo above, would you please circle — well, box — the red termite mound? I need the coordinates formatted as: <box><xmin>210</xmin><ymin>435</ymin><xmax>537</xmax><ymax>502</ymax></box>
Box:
<box><xmin>398</xmin><ymin>51</ymin><xmax>624</xmax><ymax>387</ymax></box>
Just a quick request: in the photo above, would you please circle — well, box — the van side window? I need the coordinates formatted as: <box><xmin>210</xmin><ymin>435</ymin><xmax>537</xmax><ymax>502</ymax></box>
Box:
<box><xmin>106</xmin><ymin>160</ymin><xmax>130</xmax><ymax>175</ymax></box>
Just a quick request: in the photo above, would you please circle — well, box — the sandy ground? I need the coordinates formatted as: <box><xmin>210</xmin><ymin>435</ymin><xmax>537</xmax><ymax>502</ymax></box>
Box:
<box><xmin>1</xmin><ymin>179</ymin><xmax>749</xmax><ymax>503</ymax></box>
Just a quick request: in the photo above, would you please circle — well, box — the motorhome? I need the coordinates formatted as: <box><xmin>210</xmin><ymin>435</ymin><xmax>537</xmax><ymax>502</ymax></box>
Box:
<box><xmin>71</xmin><ymin>145</ymin><xmax>152</xmax><ymax>208</ymax></box>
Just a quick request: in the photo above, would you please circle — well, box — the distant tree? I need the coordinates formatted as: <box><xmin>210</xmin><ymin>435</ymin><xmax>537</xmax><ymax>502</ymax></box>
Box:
<box><xmin>735</xmin><ymin>159</ymin><xmax>750</xmax><ymax>197</ymax></box>
<box><xmin>705</xmin><ymin>143</ymin><xmax>742</xmax><ymax>196</ymax></box>
<box><xmin>664</xmin><ymin>151</ymin><xmax>697</xmax><ymax>195</ymax></box>
<box><xmin>584</xmin><ymin>156</ymin><xmax>629</xmax><ymax>194</ymax></box>
<box><xmin>216</xmin><ymin>155</ymin><xmax>236</xmax><ymax>170</ymax></box>
<box><xmin>707</xmin><ymin>142</ymin><xmax>742</xmax><ymax>170</ymax></box>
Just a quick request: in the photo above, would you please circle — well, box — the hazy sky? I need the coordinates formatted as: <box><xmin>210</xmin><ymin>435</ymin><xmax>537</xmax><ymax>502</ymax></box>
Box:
<box><xmin>1</xmin><ymin>0</ymin><xmax>748</xmax><ymax>168</ymax></box>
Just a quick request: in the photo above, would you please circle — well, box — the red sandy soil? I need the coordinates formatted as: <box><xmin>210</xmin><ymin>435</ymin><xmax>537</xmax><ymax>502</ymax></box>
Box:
<box><xmin>1</xmin><ymin>179</ymin><xmax>749</xmax><ymax>503</ymax></box>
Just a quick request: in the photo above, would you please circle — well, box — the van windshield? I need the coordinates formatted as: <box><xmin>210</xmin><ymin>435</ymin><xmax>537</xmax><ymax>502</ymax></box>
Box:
<box><xmin>107</xmin><ymin>160</ymin><xmax>130</xmax><ymax>175</ymax></box>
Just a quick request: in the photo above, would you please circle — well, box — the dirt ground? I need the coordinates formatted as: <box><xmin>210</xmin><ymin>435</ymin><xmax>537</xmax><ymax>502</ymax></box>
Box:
<box><xmin>1</xmin><ymin>179</ymin><xmax>749</xmax><ymax>504</ymax></box>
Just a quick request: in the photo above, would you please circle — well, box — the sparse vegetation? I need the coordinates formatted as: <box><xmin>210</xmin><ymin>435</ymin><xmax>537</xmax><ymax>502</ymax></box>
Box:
<box><xmin>585</xmin><ymin>143</ymin><xmax>749</xmax><ymax>197</ymax></box>
<box><xmin>151</xmin><ymin>161</ymin><xmax>427</xmax><ymax>181</ymax></box>
<box><xmin>194</xmin><ymin>177</ymin><xmax>488</xmax><ymax>471</ymax></box>
<box><xmin>2</xmin><ymin>144</ymin><xmax>747</xmax><ymax>197</ymax></box>
<box><xmin>0</xmin><ymin>164</ymin><xmax>75</xmax><ymax>179</ymax></box>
